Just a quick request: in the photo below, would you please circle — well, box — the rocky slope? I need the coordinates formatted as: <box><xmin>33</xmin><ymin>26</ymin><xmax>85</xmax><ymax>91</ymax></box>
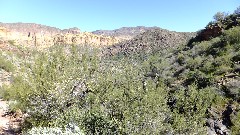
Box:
<box><xmin>92</xmin><ymin>26</ymin><xmax>159</xmax><ymax>40</ymax></box>
<box><xmin>104</xmin><ymin>28</ymin><xmax>196</xmax><ymax>56</ymax></box>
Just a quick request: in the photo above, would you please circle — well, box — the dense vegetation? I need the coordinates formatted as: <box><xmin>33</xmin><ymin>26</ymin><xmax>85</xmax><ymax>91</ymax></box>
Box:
<box><xmin>0</xmin><ymin>9</ymin><xmax>240</xmax><ymax>135</ymax></box>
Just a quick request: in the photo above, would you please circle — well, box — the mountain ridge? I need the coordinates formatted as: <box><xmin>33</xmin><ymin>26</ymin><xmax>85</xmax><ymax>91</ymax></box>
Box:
<box><xmin>0</xmin><ymin>23</ymin><xmax>195</xmax><ymax>50</ymax></box>
<box><xmin>0</xmin><ymin>23</ymin><xmax>122</xmax><ymax>49</ymax></box>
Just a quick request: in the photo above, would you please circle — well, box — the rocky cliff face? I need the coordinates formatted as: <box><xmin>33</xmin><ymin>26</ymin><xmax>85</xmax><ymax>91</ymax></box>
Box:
<box><xmin>0</xmin><ymin>23</ymin><xmax>122</xmax><ymax>49</ymax></box>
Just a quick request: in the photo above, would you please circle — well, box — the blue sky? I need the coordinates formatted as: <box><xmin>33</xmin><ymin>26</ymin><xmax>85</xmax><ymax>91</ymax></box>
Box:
<box><xmin>0</xmin><ymin>0</ymin><xmax>239</xmax><ymax>32</ymax></box>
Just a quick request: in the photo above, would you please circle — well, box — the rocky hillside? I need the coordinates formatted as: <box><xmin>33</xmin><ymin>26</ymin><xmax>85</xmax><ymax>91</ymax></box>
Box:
<box><xmin>92</xmin><ymin>26</ymin><xmax>159</xmax><ymax>39</ymax></box>
<box><xmin>104</xmin><ymin>28</ymin><xmax>196</xmax><ymax>56</ymax></box>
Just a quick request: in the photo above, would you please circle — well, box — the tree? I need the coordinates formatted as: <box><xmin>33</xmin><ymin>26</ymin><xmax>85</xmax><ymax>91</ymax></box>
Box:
<box><xmin>213</xmin><ymin>12</ymin><xmax>228</xmax><ymax>22</ymax></box>
<box><xmin>234</xmin><ymin>6</ymin><xmax>240</xmax><ymax>15</ymax></box>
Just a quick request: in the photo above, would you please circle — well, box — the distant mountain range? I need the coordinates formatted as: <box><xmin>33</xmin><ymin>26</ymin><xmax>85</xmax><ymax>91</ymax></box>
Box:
<box><xmin>0</xmin><ymin>22</ymin><xmax>80</xmax><ymax>34</ymax></box>
<box><xmin>92</xmin><ymin>26</ymin><xmax>160</xmax><ymax>39</ymax></box>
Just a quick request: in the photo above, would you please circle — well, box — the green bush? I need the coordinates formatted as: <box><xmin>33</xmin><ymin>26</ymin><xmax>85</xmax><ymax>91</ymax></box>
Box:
<box><xmin>8</xmin><ymin>40</ymin><xmax>15</xmax><ymax>45</ymax></box>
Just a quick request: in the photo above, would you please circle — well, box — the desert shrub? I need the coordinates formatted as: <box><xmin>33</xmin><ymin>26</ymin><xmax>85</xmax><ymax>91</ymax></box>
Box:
<box><xmin>186</xmin><ymin>56</ymin><xmax>203</xmax><ymax>70</ymax></box>
<box><xmin>8</xmin><ymin>40</ymin><xmax>15</xmax><ymax>45</ymax></box>
<box><xmin>200</xmin><ymin>57</ymin><xmax>215</xmax><ymax>74</ymax></box>
<box><xmin>0</xmin><ymin>52</ymin><xmax>15</xmax><ymax>72</ymax></box>
<box><xmin>213</xmin><ymin>55</ymin><xmax>232</xmax><ymax>68</ymax></box>
<box><xmin>214</xmin><ymin>65</ymin><xmax>232</xmax><ymax>76</ymax></box>
<box><xmin>176</xmin><ymin>53</ymin><xmax>185</xmax><ymax>65</ymax></box>
<box><xmin>206</xmin><ymin>41</ymin><xmax>226</xmax><ymax>57</ymax></box>
<box><xmin>191</xmin><ymin>41</ymin><xmax>211</xmax><ymax>56</ymax></box>
<box><xmin>185</xmin><ymin>71</ymin><xmax>211</xmax><ymax>88</ymax></box>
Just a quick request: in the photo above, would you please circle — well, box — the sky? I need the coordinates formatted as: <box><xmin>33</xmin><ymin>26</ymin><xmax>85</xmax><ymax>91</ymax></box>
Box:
<box><xmin>0</xmin><ymin>0</ymin><xmax>239</xmax><ymax>32</ymax></box>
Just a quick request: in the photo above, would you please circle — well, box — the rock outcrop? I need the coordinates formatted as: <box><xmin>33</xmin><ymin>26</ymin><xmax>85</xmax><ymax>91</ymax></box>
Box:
<box><xmin>198</xmin><ymin>24</ymin><xmax>223</xmax><ymax>41</ymax></box>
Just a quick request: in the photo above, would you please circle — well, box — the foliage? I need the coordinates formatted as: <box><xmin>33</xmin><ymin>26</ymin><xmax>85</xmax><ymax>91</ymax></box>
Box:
<box><xmin>213</xmin><ymin>12</ymin><xmax>228</xmax><ymax>22</ymax></box>
<box><xmin>234</xmin><ymin>6</ymin><xmax>240</xmax><ymax>15</ymax></box>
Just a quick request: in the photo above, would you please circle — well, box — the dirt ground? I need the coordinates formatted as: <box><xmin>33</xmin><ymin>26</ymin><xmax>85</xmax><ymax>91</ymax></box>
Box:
<box><xmin>0</xmin><ymin>99</ymin><xmax>22</xmax><ymax>135</ymax></box>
